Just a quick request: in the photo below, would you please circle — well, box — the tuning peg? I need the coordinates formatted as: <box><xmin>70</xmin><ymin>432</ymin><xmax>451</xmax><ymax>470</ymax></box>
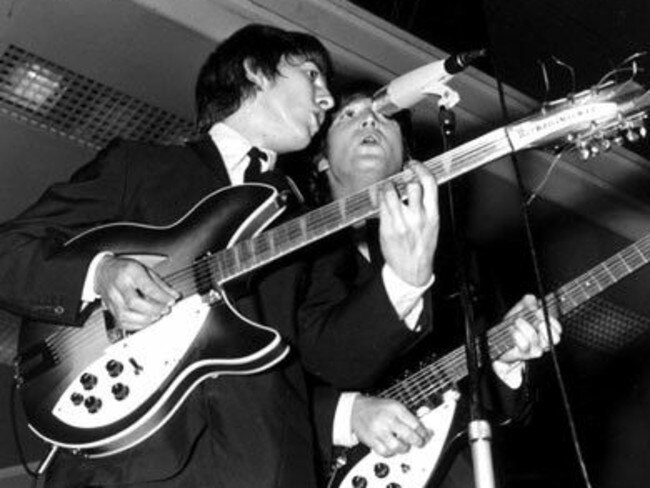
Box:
<box><xmin>626</xmin><ymin>130</ymin><xmax>640</xmax><ymax>142</ymax></box>
<box><xmin>639</xmin><ymin>126</ymin><xmax>648</xmax><ymax>138</ymax></box>
<box><xmin>578</xmin><ymin>146</ymin><xmax>591</xmax><ymax>160</ymax></box>
<box><xmin>599</xmin><ymin>139</ymin><xmax>612</xmax><ymax>151</ymax></box>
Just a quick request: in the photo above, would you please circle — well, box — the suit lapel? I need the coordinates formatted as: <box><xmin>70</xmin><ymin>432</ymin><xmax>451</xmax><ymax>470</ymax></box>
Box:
<box><xmin>186</xmin><ymin>136</ymin><xmax>232</xmax><ymax>186</ymax></box>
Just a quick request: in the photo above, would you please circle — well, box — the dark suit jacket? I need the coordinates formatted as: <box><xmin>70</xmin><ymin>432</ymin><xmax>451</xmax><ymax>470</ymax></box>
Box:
<box><xmin>301</xmin><ymin>233</ymin><xmax>531</xmax><ymax>488</ymax></box>
<box><xmin>298</xmin><ymin>231</ymin><xmax>433</xmax><ymax>473</ymax></box>
<box><xmin>0</xmin><ymin>138</ymin><xmax>426</xmax><ymax>488</ymax></box>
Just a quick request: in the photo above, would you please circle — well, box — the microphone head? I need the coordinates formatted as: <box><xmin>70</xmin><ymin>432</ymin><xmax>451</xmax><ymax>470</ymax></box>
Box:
<box><xmin>445</xmin><ymin>48</ymin><xmax>488</xmax><ymax>73</ymax></box>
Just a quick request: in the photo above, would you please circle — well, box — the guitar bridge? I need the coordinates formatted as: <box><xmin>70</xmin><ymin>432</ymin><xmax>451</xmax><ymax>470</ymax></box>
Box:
<box><xmin>205</xmin><ymin>288</ymin><xmax>223</xmax><ymax>305</ymax></box>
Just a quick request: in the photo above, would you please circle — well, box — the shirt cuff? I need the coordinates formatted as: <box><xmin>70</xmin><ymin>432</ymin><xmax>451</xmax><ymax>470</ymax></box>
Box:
<box><xmin>332</xmin><ymin>392</ymin><xmax>361</xmax><ymax>447</ymax></box>
<box><xmin>492</xmin><ymin>359</ymin><xmax>526</xmax><ymax>389</ymax></box>
<box><xmin>382</xmin><ymin>264</ymin><xmax>434</xmax><ymax>330</ymax></box>
<box><xmin>82</xmin><ymin>252</ymin><xmax>113</xmax><ymax>304</ymax></box>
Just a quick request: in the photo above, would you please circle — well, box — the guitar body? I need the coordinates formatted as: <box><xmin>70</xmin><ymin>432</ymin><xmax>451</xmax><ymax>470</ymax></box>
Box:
<box><xmin>16</xmin><ymin>184</ymin><xmax>290</xmax><ymax>457</ymax></box>
<box><xmin>12</xmin><ymin>81</ymin><xmax>650</xmax><ymax>460</ymax></box>
<box><xmin>331</xmin><ymin>390</ymin><xmax>466</xmax><ymax>488</ymax></box>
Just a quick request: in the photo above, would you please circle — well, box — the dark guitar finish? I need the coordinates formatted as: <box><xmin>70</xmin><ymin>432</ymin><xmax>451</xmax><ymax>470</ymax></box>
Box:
<box><xmin>330</xmin><ymin>230</ymin><xmax>650</xmax><ymax>488</ymax></box>
<box><xmin>13</xmin><ymin>81</ymin><xmax>650</xmax><ymax>458</ymax></box>
<box><xmin>16</xmin><ymin>184</ymin><xmax>290</xmax><ymax>456</ymax></box>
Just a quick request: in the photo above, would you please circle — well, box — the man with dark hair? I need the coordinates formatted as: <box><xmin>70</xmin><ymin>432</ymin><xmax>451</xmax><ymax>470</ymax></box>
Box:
<box><xmin>0</xmin><ymin>24</ymin><xmax>425</xmax><ymax>488</ymax></box>
<box><xmin>195</xmin><ymin>23</ymin><xmax>332</xmax><ymax>130</ymax></box>
<box><xmin>299</xmin><ymin>82</ymin><xmax>561</xmax><ymax>487</ymax></box>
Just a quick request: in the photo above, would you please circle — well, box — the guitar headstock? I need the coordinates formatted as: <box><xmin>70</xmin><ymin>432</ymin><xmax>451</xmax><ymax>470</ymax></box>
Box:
<box><xmin>508</xmin><ymin>80</ymin><xmax>650</xmax><ymax>157</ymax></box>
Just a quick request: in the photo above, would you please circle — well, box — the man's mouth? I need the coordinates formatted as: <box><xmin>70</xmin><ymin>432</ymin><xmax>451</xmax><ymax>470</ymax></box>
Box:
<box><xmin>360</xmin><ymin>133</ymin><xmax>380</xmax><ymax>145</ymax></box>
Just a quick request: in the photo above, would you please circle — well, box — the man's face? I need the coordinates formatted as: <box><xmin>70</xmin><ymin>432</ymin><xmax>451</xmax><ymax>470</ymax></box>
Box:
<box><xmin>322</xmin><ymin>96</ymin><xmax>404</xmax><ymax>198</ymax></box>
<box><xmin>257</xmin><ymin>55</ymin><xmax>334</xmax><ymax>153</ymax></box>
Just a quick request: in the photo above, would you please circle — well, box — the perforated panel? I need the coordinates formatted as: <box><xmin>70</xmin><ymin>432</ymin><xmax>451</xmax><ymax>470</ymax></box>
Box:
<box><xmin>0</xmin><ymin>309</ymin><xmax>18</xmax><ymax>366</ymax></box>
<box><xmin>563</xmin><ymin>296</ymin><xmax>650</xmax><ymax>353</ymax></box>
<box><xmin>0</xmin><ymin>45</ymin><xmax>198</xmax><ymax>150</ymax></box>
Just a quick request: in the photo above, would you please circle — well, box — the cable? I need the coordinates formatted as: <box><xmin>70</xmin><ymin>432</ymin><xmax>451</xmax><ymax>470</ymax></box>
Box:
<box><xmin>10</xmin><ymin>377</ymin><xmax>38</xmax><ymax>480</ymax></box>
<box><xmin>479</xmin><ymin>2</ymin><xmax>593</xmax><ymax>487</ymax></box>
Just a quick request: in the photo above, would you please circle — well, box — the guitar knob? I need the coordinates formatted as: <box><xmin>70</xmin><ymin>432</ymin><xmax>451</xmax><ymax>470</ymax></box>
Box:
<box><xmin>111</xmin><ymin>383</ymin><xmax>130</xmax><ymax>401</ymax></box>
<box><xmin>578</xmin><ymin>147</ymin><xmax>590</xmax><ymax>160</ymax></box>
<box><xmin>84</xmin><ymin>396</ymin><xmax>102</xmax><ymax>414</ymax></box>
<box><xmin>70</xmin><ymin>392</ymin><xmax>84</xmax><ymax>406</ymax></box>
<box><xmin>80</xmin><ymin>373</ymin><xmax>98</xmax><ymax>390</ymax></box>
<box><xmin>351</xmin><ymin>476</ymin><xmax>367</xmax><ymax>488</ymax></box>
<box><xmin>374</xmin><ymin>462</ymin><xmax>389</xmax><ymax>478</ymax></box>
<box><xmin>106</xmin><ymin>359</ymin><xmax>124</xmax><ymax>378</ymax></box>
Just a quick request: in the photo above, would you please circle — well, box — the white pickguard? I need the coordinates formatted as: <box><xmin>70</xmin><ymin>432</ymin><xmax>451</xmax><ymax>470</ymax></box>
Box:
<box><xmin>336</xmin><ymin>390</ymin><xmax>460</xmax><ymax>488</ymax></box>
<box><xmin>52</xmin><ymin>295</ymin><xmax>209</xmax><ymax>429</ymax></box>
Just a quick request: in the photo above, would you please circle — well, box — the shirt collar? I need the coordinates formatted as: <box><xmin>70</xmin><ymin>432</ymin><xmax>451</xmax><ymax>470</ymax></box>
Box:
<box><xmin>208</xmin><ymin>123</ymin><xmax>277</xmax><ymax>182</ymax></box>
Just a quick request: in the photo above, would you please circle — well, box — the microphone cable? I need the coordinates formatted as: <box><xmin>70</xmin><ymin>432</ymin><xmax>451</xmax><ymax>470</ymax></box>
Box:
<box><xmin>478</xmin><ymin>2</ymin><xmax>594</xmax><ymax>487</ymax></box>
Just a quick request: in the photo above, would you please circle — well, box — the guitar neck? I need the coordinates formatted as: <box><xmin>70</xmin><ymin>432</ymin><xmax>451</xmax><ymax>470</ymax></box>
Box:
<box><xmin>205</xmin><ymin>128</ymin><xmax>514</xmax><ymax>286</ymax></box>
<box><xmin>380</xmin><ymin>233</ymin><xmax>650</xmax><ymax>412</ymax></box>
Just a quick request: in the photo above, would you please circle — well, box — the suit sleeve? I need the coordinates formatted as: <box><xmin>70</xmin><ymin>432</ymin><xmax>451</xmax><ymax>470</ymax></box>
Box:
<box><xmin>480</xmin><ymin>362</ymin><xmax>534</xmax><ymax>425</ymax></box>
<box><xmin>297</xmin><ymin>236</ymin><xmax>433</xmax><ymax>390</ymax></box>
<box><xmin>0</xmin><ymin>140</ymin><xmax>130</xmax><ymax>324</ymax></box>
<box><xmin>309</xmin><ymin>381</ymin><xmax>342</xmax><ymax>474</ymax></box>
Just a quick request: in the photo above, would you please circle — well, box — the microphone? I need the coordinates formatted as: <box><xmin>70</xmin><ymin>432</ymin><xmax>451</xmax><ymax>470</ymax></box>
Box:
<box><xmin>372</xmin><ymin>49</ymin><xmax>487</xmax><ymax>116</ymax></box>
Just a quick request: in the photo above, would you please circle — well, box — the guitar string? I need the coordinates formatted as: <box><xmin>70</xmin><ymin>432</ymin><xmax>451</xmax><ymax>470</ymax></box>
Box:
<box><xmin>46</xmin><ymin>192</ymin><xmax>650</xmax><ymax>368</ymax></box>
<box><xmin>166</xmin><ymin>133</ymin><xmax>510</xmax><ymax>292</ymax></box>
<box><xmin>47</xmin><ymin>230</ymin><xmax>650</xmax><ymax>376</ymax></box>
<box><xmin>158</xmin><ymin>135</ymin><xmax>511</xmax><ymax>295</ymax></box>
<box><xmin>377</xmin><ymin>238</ymin><xmax>650</xmax><ymax>408</ymax></box>
<box><xmin>45</xmin><ymin>114</ymin><xmax>650</xmax><ymax>358</ymax></box>
<box><xmin>44</xmin><ymin>135</ymin><xmax>511</xmax><ymax>362</ymax></box>
<box><xmin>396</xmin><ymin>239</ymin><xmax>650</xmax><ymax>406</ymax></box>
<box><xmin>162</xmin><ymin>137</ymin><xmax>506</xmax><ymax>294</ymax></box>
<box><xmin>381</xmin><ymin>315</ymin><xmax>520</xmax><ymax>408</ymax></box>
<box><xmin>57</xmin><ymin>244</ymin><xmax>643</xmax><ymax>394</ymax></box>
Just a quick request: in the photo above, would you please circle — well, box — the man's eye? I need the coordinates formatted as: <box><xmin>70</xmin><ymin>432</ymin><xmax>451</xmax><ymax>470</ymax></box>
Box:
<box><xmin>307</xmin><ymin>69</ymin><xmax>320</xmax><ymax>81</ymax></box>
<box><xmin>339</xmin><ymin>108</ymin><xmax>356</xmax><ymax>119</ymax></box>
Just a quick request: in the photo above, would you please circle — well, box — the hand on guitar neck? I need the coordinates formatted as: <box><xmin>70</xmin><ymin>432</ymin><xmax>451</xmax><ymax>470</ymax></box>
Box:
<box><xmin>346</xmin><ymin>294</ymin><xmax>562</xmax><ymax>459</ymax></box>
<box><xmin>94</xmin><ymin>255</ymin><xmax>180</xmax><ymax>331</ymax></box>
<box><xmin>377</xmin><ymin>162</ymin><xmax>440</xmax><ymax>288</ymax></box>
<box><xmin>496</xmin><ymin>294</ymin><xmax>562</xmax><ymax>368</ymax></box>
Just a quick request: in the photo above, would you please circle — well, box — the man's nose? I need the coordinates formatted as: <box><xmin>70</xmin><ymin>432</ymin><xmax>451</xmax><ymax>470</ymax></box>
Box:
<box><xmin>317</xmin><ymin>85</ymin><xmax>334</xmax><ymax>111</ymax></box>
<box><xmin>360</xmin><ymin>110</ymin><xmax>379</xmax><ymax>128</ymax></box>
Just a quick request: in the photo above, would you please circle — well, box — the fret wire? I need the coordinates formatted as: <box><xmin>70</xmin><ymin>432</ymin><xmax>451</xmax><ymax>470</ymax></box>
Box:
<box><xmin>626</xmin><ymin>244</ymin><xmax>647</xmax><ymax>268</ymax></box>
<box><xmin>429</xmin><ymin>143</ymin><xmax>506</xmax><ymax>182</ymax></box>
<box><xmin>162</xmin><ymin>128</ymin><xmax>514</xmax><ymax>292</ymax></box>
<box><xmin>196</xmin><ymin>233</ymin><xmax>650</xmax><ymax>412</ymax></box>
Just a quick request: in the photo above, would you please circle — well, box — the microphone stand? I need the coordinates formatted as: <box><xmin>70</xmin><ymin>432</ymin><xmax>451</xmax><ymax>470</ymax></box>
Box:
<box><xmin>438</xmin><ymin>105</ymin><xmax>496</xmax><ymax>488</ymax></box>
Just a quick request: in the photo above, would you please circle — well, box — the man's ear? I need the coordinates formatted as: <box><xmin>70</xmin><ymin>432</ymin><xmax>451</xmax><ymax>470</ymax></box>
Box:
<box><xmin>243</xmin><ymin>58</ymin><xmax>268</xmax><ymax>89</ymax></box>
<box><xmin>316</xmin><ymin>157</ymin><xmax>330</xmax><ymax>172</ymax></box>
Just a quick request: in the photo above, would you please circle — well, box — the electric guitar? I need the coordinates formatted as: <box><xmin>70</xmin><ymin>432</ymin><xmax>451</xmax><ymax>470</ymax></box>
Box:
<box><xmin>329</xmin><ymin>230</ymin><xmax>650</xmax><ymax>488</ymax></box>
<box><xmin>15</xmin><ymin>81</ymin><xmax>650</xmax><ymax>458</ymax></box>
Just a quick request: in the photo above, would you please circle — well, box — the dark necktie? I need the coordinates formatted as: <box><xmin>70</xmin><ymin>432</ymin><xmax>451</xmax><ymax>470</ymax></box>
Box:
<box><xmin>244</xmin><ymin>147</ymin><xmax>267</xmax><ymax>182</ymax></box>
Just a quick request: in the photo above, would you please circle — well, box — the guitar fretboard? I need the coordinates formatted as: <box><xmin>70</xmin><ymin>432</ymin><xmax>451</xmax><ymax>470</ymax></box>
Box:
<box><xmin>381</xmin><ymin>233</ymin><xmax>650</xmax><ymax>411</ymax></box>
<box><xmin>166</xmin><ymin>82</ymin><xmax>649</xmax><ymax>297</ymax></box>
<box><xmin>195</xmin><ymin>128</ymin><xmax>513</xmax><ymax>289</ymax></box>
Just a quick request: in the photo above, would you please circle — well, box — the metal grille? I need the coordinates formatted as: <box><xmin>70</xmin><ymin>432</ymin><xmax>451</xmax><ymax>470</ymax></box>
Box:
<box><xmin>563</xmin><ymin>296</ymin><xmax>650</xmax><ymax>353</ymax></box>
<box><xmin>0</xmin><ymin>308</ymin><xmax>18</xmax><ymax>366</ymax></box>
<box><xmin>0</xmin><ymin>44</ymin><xmax>198</xmax><ymax>150</ymax></box>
